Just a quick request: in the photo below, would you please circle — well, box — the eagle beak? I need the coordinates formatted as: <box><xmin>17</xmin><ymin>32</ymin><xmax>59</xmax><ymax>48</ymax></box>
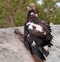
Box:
<box><xmin>27</xmin><ymin>6</ymin><xmax>32</xmax><ymax>11</ymax></box>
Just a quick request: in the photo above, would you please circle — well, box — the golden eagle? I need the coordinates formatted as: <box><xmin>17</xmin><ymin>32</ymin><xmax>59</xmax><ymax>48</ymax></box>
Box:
<box><xmin>24</xmin><ymin>3</ymin><xmax>53</xmax><ymax>61</ymax></box>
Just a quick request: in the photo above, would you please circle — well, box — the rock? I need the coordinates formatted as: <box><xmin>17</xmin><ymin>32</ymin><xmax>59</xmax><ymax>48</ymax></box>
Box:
<box><xmin>0</xmin><ymin>25</ymin><xmax>60</xmax><ymax>62</ymax></box>
<box><xmin>45</xmin><ymin>25</ymin><xmax>60</xmax><ymax>62</ymax></box>
<box><xmin>0</xmin><ymin>27</ymin><xmax>35</xmax><ymax>62</ymax></box>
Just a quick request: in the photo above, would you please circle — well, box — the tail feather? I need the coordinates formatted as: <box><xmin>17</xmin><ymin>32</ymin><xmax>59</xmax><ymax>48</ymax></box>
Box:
<box><xmin>32</xmin><ymin>46</ymin><xmax>46</xmax><ymax>60</ymax></box>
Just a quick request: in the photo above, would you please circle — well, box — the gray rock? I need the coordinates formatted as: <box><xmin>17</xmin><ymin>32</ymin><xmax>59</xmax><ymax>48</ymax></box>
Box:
<box><xmin>45</xmin><ymin>25</ymin><xmax>60</xmax><ymax>62</ymax></box>
<box><xmin>0</xmin><ymin>27</ymin><xmax>35</xmax><ymax>62</ymax></box>
<box><xmin>0</xmin><ymin>25</ymin><xmax>60</xmax><ymax>62</ymax></box>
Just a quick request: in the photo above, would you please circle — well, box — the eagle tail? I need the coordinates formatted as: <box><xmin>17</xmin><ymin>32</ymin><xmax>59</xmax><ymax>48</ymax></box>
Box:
<box><xmin>32</xmin><ymin>46</ymin><xmax>46</xmax><ymax>60</ymax></box>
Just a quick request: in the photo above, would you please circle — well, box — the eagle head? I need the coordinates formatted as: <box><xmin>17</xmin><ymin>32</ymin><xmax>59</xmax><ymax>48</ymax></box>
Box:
<box><xmin>27</xmin><ymin>3</ymin><xmax>38</xmax><ymax>13</ymax></box>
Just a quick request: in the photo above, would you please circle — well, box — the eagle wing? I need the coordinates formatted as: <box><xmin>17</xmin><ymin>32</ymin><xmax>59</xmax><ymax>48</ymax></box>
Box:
<box><xmin>24</xmin><ymin>19</ymin><xmax>53</xmax><ymax>61</ymax></box>
<box><xmin>26</xmin><ymin>21</ymin><xmax>47</xmax><ymax>38</ymax></box>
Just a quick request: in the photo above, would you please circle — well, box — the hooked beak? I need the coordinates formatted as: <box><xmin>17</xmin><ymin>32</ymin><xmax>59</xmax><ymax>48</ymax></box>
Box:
<box><xmin>27</xmin><ymin>6</ymin><xmax>32</xmax><ymax>11</ymax></box>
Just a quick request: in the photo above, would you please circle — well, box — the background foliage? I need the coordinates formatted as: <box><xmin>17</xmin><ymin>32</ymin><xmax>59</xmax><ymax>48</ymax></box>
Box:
<box><xmin>0</xmin><ymin>0</ymin><xmax>60</xmax><ymax>28</ymax></box>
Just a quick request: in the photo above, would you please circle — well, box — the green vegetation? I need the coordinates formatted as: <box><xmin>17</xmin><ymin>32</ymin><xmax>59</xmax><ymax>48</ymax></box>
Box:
<box><xmin>0</xmin><ymin>0</ymin><xmax>60</xmax><ymax>28</ymax></box>
<box><xmin>37</xmin><ymin>0</ymin><xmax>60</xmax><ymax>24</ymax></box>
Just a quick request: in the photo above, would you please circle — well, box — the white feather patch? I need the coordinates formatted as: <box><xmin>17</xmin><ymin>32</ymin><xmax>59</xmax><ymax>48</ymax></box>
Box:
<box><xmin>31</xmin><ymin>12</ymin><xmax>38</xmax><ymax>17</ymax></box>
<box><xmin>44</xmin><ymin>32</ymin><xmax>46</xmax><ymax>35</ymax></box>
<box><xmin>26</xmin><ymin>22</ymin><xmax>43</xmax><ymax>32</ymax></box>
<box><xmin>31</xmin><ymin>12</ymin><xmax>34</xmax><ymax>15</ymax></box>
<box><xmin>35</xmin><ymin>14</ymin><xmax>38</xmax><ymax>17</ymax></box>
<box><xmin>32</xmin><ymin>41</ymin><xmax>36</xmax><ymax>46</ymax></box>
<box><xmin>44</xmin><ymin>46</ymin><xmax>49</xmax><ymax>51</ymax></box>
<box><xmin>27</xmin><ymin>34</ymin><xmax>29</xmax><ymax>37</ymax></box>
